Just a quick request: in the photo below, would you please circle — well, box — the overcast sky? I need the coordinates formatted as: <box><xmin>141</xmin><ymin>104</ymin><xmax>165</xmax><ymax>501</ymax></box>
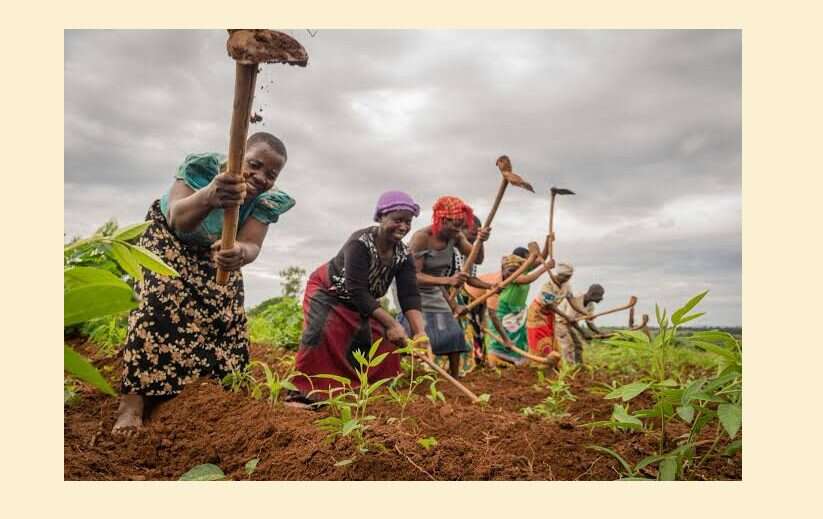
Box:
<box><xmin>64</xmin><ymin>29</ymin><xmax>741</xmax><ymax>326</ymax></box>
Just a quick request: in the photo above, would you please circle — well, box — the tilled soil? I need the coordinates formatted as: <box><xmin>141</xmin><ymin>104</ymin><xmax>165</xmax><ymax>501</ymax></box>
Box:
<box><xmin>64</xmin><ymin>342</ymin><xmax>742</xmax><ymax>480</ymax></box>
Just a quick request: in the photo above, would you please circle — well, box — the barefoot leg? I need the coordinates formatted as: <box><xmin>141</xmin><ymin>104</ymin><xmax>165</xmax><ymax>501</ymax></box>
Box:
<box><xmin>112</xmin><ymin>394</ymin><xmax>144</xmax><ymax>436</ymax></box>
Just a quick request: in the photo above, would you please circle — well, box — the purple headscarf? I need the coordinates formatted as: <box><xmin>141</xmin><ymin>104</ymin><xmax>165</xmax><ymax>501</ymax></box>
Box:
<box><xmin>373</xmin><ymin>191</ymin><xmax>420</xmax><ymax>221</ymax></box>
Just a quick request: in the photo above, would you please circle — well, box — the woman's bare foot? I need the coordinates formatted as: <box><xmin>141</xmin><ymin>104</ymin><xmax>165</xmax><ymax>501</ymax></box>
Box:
<box><xmin>112</xmin><ymin>394</ymin><xmax>144</xmax><ymax>436</ymax></box>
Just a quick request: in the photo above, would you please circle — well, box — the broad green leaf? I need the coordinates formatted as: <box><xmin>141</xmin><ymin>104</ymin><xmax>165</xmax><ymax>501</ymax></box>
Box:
<box><xmin>179</xmin><ymin>464</ymin><xmax>225</xmax><ymax>481</ymax></box>
<box><xmin>636</xmin><ymin>453</ymin><xmax>666</xmax><ymax>471</ymax></box>
<box><xmin>365</xmin><ymin>377</ymin><xmax>391</xmax><ymax>396</ymax></box>
<box><xmin>658</xmin><ymin>457</ymin><xmax>677</xmax><ymax>481</ymax></box>
<box><xmin>280</xmin><ymin>380</ymin><xmax>297</xmax><ymax>392</ymax></box>
<box><xmin>676</xmin><ymin>405</ymin><xmax>695</xmax><ymax>423</ymax></box>
<box><xmin>690</xmin><ymin>330</ymin><xmax>738</xmax><ymax>348</ymax></box>
<box><xmin>64</xmin><ymin>265</ymin><xmax>129</xmax><ymax>291</ymax></box>
<box><xmin>671</xmin><ymin>290</ymin><xmax>708</xmax><ymax>325</ymax></box>
<box><xmin>676</xmin><ymin>312</ymin><xmax>705</xmax><ymax>325</ymax></box>
<box><xmin>689</xmin><ymin>340</ymin><xmax>736</xmax><ymax>361</ymax></box>
<box><xmin>370</xmin><ymin>352</ymin><xmax>389</xmax><ymax>367</ymax></box>
<box><xmin>64</xmin><ymin>267</ymin><xmax>137</xmax><ymax>326</ymax></box>
<box><xmin>125</xmin><ymin>243</ymin><xmax>179</xmax><ymax>277</ymax></box>
<box><xmin>612</xmin><ymin>405</ymin><xmax>643</xmax><ymax>427</ymax></box>
<box><xmin>368</xmin><ymin>337</ymin><xmax>383</xmax><ymax>359</ymax></box>
<box><xmin>244</xmin><ymin>458</ymin><xmax>259</xmax><ymax>476</ymax></box>
<box><xmin>341</xmin><ymin>419</ymin><xmax>361</xmax><ymax>436</ymax></box>
<box><xmin>718</xmin><ymin>403</ymin><xmax>742</xmax><ymax>438</ymax></box>
<box><xmin>112</xmin><ymin>221</ymin><xmax>150</xmax><ymax>242</ymax></box>
<box><xmin>723</xmin><ymin>439</ymin><xmax>742</xmax><ymax>456</ymax></box>
<box><xmin>313</xmin><ymin>373</ymin><xmax>352</xmax><ymax>385</ymax></box>
<box><xmin>64</xmin><ymin>345</ymin><xmax>116</xmax><ymax>395</ymax></box>
<box><xmin>110</xmin><ymin>242</ymin><xmax>143</xmax><ymax>280</ymax></box>
<box><xmin>605</xmin><ymin>382</ymin><xmax>650</xmax><ymax>402</ymax></box>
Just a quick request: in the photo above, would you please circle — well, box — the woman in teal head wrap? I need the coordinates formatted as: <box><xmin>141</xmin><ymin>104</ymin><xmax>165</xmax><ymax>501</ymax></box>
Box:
<box><xmin>114</xmin><ymin>132</ymin><xmax>295</xmax><ymax>435</ymax></box>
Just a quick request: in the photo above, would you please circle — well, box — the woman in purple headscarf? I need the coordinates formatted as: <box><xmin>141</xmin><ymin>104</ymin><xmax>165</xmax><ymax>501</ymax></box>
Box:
<box><xmin>289</xmin><ymin>191</ymin><xmax>431</xmax><ymax>405</ymax></box>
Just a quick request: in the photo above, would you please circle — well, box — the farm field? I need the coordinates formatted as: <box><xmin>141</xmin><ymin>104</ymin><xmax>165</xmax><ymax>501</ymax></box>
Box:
<box><xmin>64</xmin><ymin>339</ymin><xmax>741</xmax><ymax>481</ymax></box>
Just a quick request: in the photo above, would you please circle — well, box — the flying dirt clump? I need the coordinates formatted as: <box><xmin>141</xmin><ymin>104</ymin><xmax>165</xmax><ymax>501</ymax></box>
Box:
<box><xmin>226</xmin><ymin>29</ymin><xmax>309</xmax><ymax>66</ymax></box>
<box><xmin>250</xmin><ymin>112</ymin><xmax>263</xmax><ymax>124</ymax></box>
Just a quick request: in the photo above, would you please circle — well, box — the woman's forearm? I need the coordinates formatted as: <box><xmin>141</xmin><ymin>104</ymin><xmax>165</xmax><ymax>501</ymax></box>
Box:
<box><xmin>404</xmin><ymin>309</ymin><xmax>427</xmax><ymax>337</ymax></box>
<box><xmin>371</xmin><ymin>307</ymin><xmax>398</xmax><ymax>331</ymax></box>
<box><xmin>168</xmin><ymin>184</ymin><xmax>215</xmax><ymax>233</ymax></box>
<box><xmin>466</xmin><ymin>276</ymin><xmax>492</xmax><ymax>290</ymax></box>
<box><xmin>416</xmin><ymin>272</ymin><xmax>452</xmax><ymax>287</ymax></box>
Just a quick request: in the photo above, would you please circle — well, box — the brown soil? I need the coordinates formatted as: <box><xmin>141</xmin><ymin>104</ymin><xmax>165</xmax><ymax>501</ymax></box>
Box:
<box><xmin>64</xmin><ymin>342</ymin><xmax>741</xmax><ymax>480</ymax></box>
<box><xmin>226</xmin><ymin>30</ymin><xmax>308</xmax><ymax>66</ymax></box>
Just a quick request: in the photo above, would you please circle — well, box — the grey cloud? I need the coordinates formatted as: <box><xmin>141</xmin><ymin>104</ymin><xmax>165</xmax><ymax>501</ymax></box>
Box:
<box><xmin>65</xmin><ymin>29</ymin><xmax>740</xmax><ymax>325</ymax></box>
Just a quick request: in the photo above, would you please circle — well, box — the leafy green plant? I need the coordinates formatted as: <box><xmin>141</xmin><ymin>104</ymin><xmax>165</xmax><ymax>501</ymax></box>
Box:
<box><xmin>387</xmin><ymin>336</ymin><xmax>438</xmax><ymax>419</ymax></box>
<box><xmin>311</xmin><ymin>338</ymin><xmax>394</xmax><ymax>464</ymax></box>
<box><xmin>221</xmin><ymin>364</ymin><xmax>258</xmax><ymax>395</ymax></box>
<box><xmin>247</xmin><ymin>296</ymin><xmax>303</xmax><ymax>349</ymax></box>
<box><xmin>521</xmin><ymin>361</ymin><xmax>577</xmax><ymax>420</ymax></box>
<box><xmin>64</xmin><ymin>221</ymin><xmax>179</xmax><ymax>396</ymax></box>
<box><xmin>248</xmin><ymin>360</ymin><xmax>299</xmax><ymax>406</ymax></box>
<box><xmin>586</xmin><ymin>291</ymin><xmax>742</xmax><ymax>480</ymax></box>
<box><xmin>81</xmin><ymin>313</ymin><xmax>128</xmax><ymax>356</ymax></box>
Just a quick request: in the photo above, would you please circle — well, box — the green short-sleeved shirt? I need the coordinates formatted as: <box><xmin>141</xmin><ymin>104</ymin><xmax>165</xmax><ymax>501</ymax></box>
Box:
<box><xmin>159</xmin><ymin>152</ymin><xmax>295</xmax><ymax>246</ymax></box>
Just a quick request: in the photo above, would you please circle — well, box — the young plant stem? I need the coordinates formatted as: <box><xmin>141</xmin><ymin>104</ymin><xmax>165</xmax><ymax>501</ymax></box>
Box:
<box><xmin>696</xmin><ymin>428</ymin><xmax>723</xmax><ymax>468</ymax></box>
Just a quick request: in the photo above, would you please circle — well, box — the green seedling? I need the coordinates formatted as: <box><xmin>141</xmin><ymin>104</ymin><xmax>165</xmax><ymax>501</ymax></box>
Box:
<box><xmin>426</xmin><ymin>379</ymin><xmax>446</xmax><ymax>405</ymax></box>
<box><xmin>244</xmin><ymin>458</ymin><xmax>260</xmax><ymax>477</ymax></box>
<box><xmin>311</xmin><ymin>338</ymin><xmax>395</xmax><ymax>462</ymax></box>
<box><xmin>221</xmin><ymin>364</ymin><xmax>258</xmax><ymax>395</ymax></box>
<box><xmin>417</xmin><ymin>436</ymin><xmax>438</xmax><ymax>450</ymax></box>
<box><xmin>248</xmin><ymin>360</ymin><xmax>299</xmax><ymax>406</ymax></box>
<box><xmin>521</xmin><ymin>360</ymin><xmax>577</xmax><ymax>420</ymax></box>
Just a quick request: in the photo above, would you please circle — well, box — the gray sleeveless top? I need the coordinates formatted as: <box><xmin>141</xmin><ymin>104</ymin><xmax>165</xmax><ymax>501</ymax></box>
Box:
<box><xmin>416</xmin><ymin>239</ymin><xmax>456</xmax><ymax>312</ymax></box>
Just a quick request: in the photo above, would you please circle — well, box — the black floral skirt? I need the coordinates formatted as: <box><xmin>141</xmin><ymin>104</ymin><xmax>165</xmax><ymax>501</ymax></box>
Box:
<box><xmin>121</xmin><ymin>201</ymin><xmax>249</xmax><ymax>396</ymax></box>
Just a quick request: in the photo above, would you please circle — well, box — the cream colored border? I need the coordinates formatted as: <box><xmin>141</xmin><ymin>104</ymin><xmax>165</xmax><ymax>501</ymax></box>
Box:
<box><xmin>6</xmin><ymin>0</ymin><xmax>820</xmax><ymax>516</ymax></box>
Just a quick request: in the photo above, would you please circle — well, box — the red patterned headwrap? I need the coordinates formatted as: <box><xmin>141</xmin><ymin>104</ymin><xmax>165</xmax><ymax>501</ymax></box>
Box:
<box><xmin>431</xmin><ymin>196</ymin><xmax>475</xmax><ymax>237</ymax></box>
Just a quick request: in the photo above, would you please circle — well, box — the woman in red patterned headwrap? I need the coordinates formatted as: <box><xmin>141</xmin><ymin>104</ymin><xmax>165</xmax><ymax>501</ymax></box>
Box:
<box><xmin>402</xmin><ymin>196</ymin><xmax>495</xmax><ymax>378</ymax></box>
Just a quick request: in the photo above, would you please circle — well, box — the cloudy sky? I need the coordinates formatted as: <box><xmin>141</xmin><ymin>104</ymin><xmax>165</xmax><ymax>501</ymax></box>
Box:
<box><xmin>64</xmin><ymin>30</ymin><xmax>741</xmax><ymax>326</ymax></box>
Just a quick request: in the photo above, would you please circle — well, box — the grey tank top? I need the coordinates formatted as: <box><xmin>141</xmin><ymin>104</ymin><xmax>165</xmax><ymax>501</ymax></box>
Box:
<box><xmin>417</xmin><ymin>239</ymin><xmax>455</xmax><ymax>313</ymax></box>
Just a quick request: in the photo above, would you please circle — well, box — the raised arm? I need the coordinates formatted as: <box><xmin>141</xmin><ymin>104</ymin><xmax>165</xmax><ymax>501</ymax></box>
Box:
<box><xmin>410</xmin><ymin>230</ymin><xmax>467</xmax><ymax>288</ymax></box>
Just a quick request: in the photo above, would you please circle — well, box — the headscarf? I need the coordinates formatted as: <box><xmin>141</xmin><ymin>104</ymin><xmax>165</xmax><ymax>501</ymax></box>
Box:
<box><xmin>501</xmin><ymin>254</ymin><xmax>526</xmax><ymax>270</ymax></box>
<box><xmin>431</xmin><ymin>195</ymin><xmax>475</xmax><ymax>237</ymax></box>
<box><xmin>373</xmin><ymin>191</ymin><xmax>420</xmax><ymax>221</ymax></box>
<box><xmin>556</xmin><ymin>263</ymin><xmax>574</xmax><ymax>278</ymax></box>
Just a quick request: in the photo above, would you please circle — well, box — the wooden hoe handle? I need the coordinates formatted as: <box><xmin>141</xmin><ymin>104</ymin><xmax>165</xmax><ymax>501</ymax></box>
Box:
<box><xmin>484</xmin><ymin>327</ymin><xmax>556</xmax><ymax>364</ymax></box>
<box><xmin>456</xmin><ymin>241</ymin><xmax>540</xmax><ymax>316</ymax></box>
<box><xmin>216</xmin><ymin>62</ymin><xmax>259</xmax><ymax>284</ymax></box>
<box><xmin>414</xmin><ymin>353</ymin><xmax>480</xmax><ymax>403</ymax></box>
